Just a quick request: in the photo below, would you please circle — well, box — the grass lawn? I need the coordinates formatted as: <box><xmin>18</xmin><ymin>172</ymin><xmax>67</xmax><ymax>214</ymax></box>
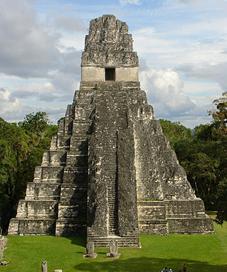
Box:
<box><xmin>1</xmin><ymin>222</ymin><xmax>227</xmax><ymax>272</ymax></box>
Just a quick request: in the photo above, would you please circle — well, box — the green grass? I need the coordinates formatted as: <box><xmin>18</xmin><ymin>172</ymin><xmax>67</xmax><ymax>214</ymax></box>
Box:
<box><xmin>2</xmin><ymin>222</ymin><xmax>227</xmax><ymax>272</ymax></box>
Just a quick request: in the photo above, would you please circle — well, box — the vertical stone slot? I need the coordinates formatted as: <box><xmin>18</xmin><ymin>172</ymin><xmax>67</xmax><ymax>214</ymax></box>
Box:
<box><xmin>114</xmin><ymin>131</ymin><xmax>119</xmax><ymax>235</ymax></box>
<box><xmin>105</xmin><ymin>68</ymin><xmax>115</xmax><ymax>81</ymax></box>
<box><xmin>108</xmin><ymin>131</ymin><xmax>119</xmax><ymax>236</ymax></box>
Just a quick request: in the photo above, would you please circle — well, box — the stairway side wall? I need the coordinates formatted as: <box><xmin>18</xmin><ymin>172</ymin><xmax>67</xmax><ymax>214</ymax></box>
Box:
<box><xmin>55</xmin><ymin>89</ymin><xmax>94</xmax><ymax>236</ymax></box>
<box><xmin>87</xmin><ymin>84</ymin><xmax>139</xmax><ymax>245</ymax></box>
<box><xmin>8</xmin><ymin>91</ymin><xmax>90</xmax><ymax>235</ymax></box>
<box><xmin>134</xmin><ymin>115</ymin><xmax>213</xmax><ymax>233</ymax></box>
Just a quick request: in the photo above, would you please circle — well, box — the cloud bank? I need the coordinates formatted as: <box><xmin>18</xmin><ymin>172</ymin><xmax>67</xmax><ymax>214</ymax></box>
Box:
<box><xmin>0</xmin><ymin>0</ymin><xmax>226</xmax><ymax>128</ymax></box>
<box><xmin>119</xmin><ymin>0</ymin><xmax>141</xmax><ymax>5</ymax></box>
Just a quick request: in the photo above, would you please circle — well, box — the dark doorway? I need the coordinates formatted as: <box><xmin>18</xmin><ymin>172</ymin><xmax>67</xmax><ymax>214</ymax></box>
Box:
<box><xmin>105</xmin><ymin>68</ymin><xmax>115</xmax><ymax>81</ymax></box>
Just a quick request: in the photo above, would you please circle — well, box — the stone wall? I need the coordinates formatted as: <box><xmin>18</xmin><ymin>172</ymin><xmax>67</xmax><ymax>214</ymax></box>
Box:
<box><xmin>0</xmin><ymin>237</ymin><xmax>7</xmax><ymax>260</ymax></box>
<box><xmin>8</xmin><ymin>88</ymin><xmax>94</xmax><ymax>237</ymax></box>
<box><xmin>81</xmin><ymin>67</ymin><xmax>104</xmax><ymax>81</ymax></box>
<box><xmin>81</xmin><ymin>15</ymin><xmax>139</xmax><ymax>86</ymax></box>
<box><xmin>87</xmin><ymin>83</ymin><xmax>139</xmax><ymax>246</ymax></box>
<box><xmin>81</xmin><ymin>67</ymin><xmax>139</xmax><ymax>82</ymax></box>
<box><xmin>138</xmin><ymin>199</ymin><xmax>213</xmax><ymax>234</ymax></box>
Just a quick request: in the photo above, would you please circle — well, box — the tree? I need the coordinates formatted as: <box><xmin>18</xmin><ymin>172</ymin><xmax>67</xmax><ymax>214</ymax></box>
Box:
<box><xmin>159</xmin><ymin>119</ymin><xmax>192</xmax><ymax>147</ymax></box>
<box><xmin>0</xmin><ymin>119</ymin><xmax>30</xmax><ymax>232</ymax></box>
<box><xmin>194</xmin><ymin>124</ymin><xmax>213</xmax><ymax>141</ymax></box>
<box><xmin>183</xmin><ymin>152</ymin><xmax>218</xmax><ymax>209</ymax></box>
<box><xmin>160</xmin><ymin>111</ymin><xmax>226</xmax><ymax>212</ymax></box>
<box><xmin>211</xmin><ymin>92</ymin><xmax>227</xmax><ymax>128</ymax></box>
<box><xmin>209</xmin><ymin>92</ymin><xmax>227</xmax><ymax>222</ymax></box>
<box><xmin>0</xmin><ymin>113</ymin><xmax>57</xmax><ymax>233</ymax></box>
<box><xmin>216</xmin><ymin>178</ymin><xmax>227</xmax><ymax>223</ymax></box>
<box><xmin>19</xmin><ymin>112</ymin><xmax>49</xmax><ymax>135</ymax></box>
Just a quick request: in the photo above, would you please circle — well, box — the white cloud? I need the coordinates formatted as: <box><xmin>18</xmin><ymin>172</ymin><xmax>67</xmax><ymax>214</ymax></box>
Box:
<box><xmin>0</xmin><ymin>0</ymin><xmax>226</xmax><ymax>128</ymax></box>
<box><xmin>0</xmin><ymin>0</ymin><xmax>82</xmax><ymax>79</ymax></box>
<box><xmin>134</xmin><ymin>26</ymin><xmax>227</xmax><ymax>67</ymax></box>
<box><xmin>175</xmin><ymin>0</ymin><xmax>202</xmax><ymax>3</ymax></box>
<box><xmin>134</xmin><ymin>22</ymin><xmax>227</xmax><ymax>112</ymax></box>
<box><xmin>134</xmin><ymin>28</ymin><xmax>176</xmax><ymax>55</ymax></box>
<box><xmin>140</xmin><ymin>68</ymin><xmax>195</xmax><ymax>114</ymax></box>
<box><xmin>0</xmin><ymin>87</ymin><xmax>67</xmax><ymax>122</ymax></box>
<box><xmin>0</xmin><ymin>0</ymin><xmax>61</xmax><ymax>78</ymax></box>
<box><xmin>0</xmin><ymin>0</ymin><xmax>82</xmax><ymax>122</ymax></box>
<box><xmin>169</xmin><ymin>18</ymin><xmax>227</xmax><ymax>37</ymax></box>
<box><xmin>119</xmin><ymin>0</ymin><xmax>141</xmax><ymax>5</ymax></box>
<box><xmin>0</xmin><ymin>88</ymin><xmax>21</xmax><ymax>116</ymax></box>
<box><xmin>139</xmin><ymin>68</ymin><xmax>212</xmax><ymax>127</ymax></box>
<box><xmin>178</xmin><ymin>62</ymin><xmax>227</xmax><ymax>91</ymax></box>
<box><xmin>53</xmin><ymin>16</ymin><xmax>86</xmax><ymax>32</ymax></box>
<box><xmin>183</xmin><ymin>80</ymin><xmax>220</xmax><ymax>103</ymax></box>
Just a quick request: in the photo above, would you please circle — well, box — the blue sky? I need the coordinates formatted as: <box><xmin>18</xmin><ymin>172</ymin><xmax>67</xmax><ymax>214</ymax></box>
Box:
<box><xmin>0</xmin><ymin>0</ymin><xmax>227</xmax><ymax>128</ymax></box>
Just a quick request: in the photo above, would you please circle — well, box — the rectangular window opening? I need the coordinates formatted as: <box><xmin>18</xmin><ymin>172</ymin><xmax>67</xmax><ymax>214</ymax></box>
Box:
<box><xmin>105</xmin><ymin>68</ymin><xmax>115</xmax><ymax>81</ymax></box>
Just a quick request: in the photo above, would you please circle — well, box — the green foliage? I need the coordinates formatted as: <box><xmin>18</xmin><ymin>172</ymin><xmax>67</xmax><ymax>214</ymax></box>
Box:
<box><xmin>216</xmin><ymin>178</ymin><xmax>227</xmax><ymax>222</ymax></box>
<box><xmin>0</xmin><ymin>119</ymin><xmax>30</xmax><ymax>231</ymax></box>
<box><xmin>2</xmin><ymin>223</ymin><xmax>227</xmax><ymax>272</ymax></box>
<box><xmin>0</xmin><ymin>113</ymin><xmax>57</xmax><ymax>233</ymax></box>
<box><xmin>159</xmin><ymin>119</ymin><xmax>192</xmax><ymax>147</ymax></box>
<box><xmin>194</xmin><ymin>124</ymin><xmax>213</xmax><ymax>141</ymax></box>
<box><xmin>18</xmin><ymin>112</ymin><xmax>49</xmax><ymax>135</ymax></box>
<box><xmin>182</xmin><ymin>152</ymin><xmax>218</xmax><ymax>207</ymax></box>
<box><xmin>211</xmin><ymin>92</ymin><xmax>227</xmax><ymax>135</ymax></box>
<box><xmin>160</xmin><ymin>93</ymin><xmax>226</xmax><ymax>212</ymax></box>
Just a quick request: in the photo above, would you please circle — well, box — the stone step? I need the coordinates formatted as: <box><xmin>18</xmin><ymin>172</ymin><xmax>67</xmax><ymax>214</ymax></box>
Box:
<box><xmin>41</xmin><ymin>150</ymin><xmax>67</xmax><ymax>167</ymax></box>
<box><xmin>55</xmin><ymin>220</ymin><xmax>86</xmax><ymax>236</ymax></box>
<box><xmin>69</xmin><ymin>138</ymin><xmax>88</xmax><ymax>152</ymax></box>
<box><xmin>87</xmin><ymin>236</ymin><xmax>140</xmax><ymax>248</ymax></box>
<box><xmin>167</xmin><ymin>218</ymin><xmax>213</xmax><ymax>233</ymax></box>
<box><xmin>66</xmin><ymin>154</ymin><xmax>88</xmax><ymax>168</ymax></box>
<box><xmin>60</xmin><ymin>186</ymin><xmax>87</xmax><ymax>202</ymax></box>
<box><xmin>139</xmin><ymin>219</ymin><xmax>168</xmax><ymax>234</ymax></box>
<box><xmin>33</xmin><ymin>166</ymin><xmax>63</xmax><ymax>183</ymax></box>
<box><xmin>58</xmin><ymin>204</ymin><xmax>86</xmax><ymax>219</ymax></box>
<box><xmin>16</xmin><ymin>200</ymin><xmax>58</xmax><ymax>219</ymax></box>
<box><xmin>63</xmin><ymin>168</ymin><xmax>88</xmax><ymax>184</ymax></box>
<box><xmin>56</xmin><ymin>135</ymin><xmax>71</xmax><ymax>150</ymax></box>
<box><xmin>25</xmin><ymin>183</ymin><xmax>61</xmax><ymax>200</ymax></box>
<box><xmin>8</xmin><ymin>218</ymin><xmax>56</xmax><ymax>235</ymax></box>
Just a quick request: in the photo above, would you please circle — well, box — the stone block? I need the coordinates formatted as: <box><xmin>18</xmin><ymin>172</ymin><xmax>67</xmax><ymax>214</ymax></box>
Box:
<box><xmin>168</xmin><ymin>218</ymin><xmax>214</xmax><ymax>233</ymax></box>
<box><xmin>16</xmin><ymin>200</ymin><xmax>58</xmax><ymax>219</ymax></box>
<box><xmin>9</xmin><ymin>219</ymin><xmax>55</xmax><ymax>235</ymax></box>
<box><xmin>41</xmin><ymin>167</ymin><xmax>64</xmax><ymax>182</ymax></box>
<box><xmin>25</xmin><ymin>183</ymin><xmax>61</xmax><ymax>200</ymax></box>
<box><xmin>55</xmin><ymin>219</ymin><xmax>86</xmax><ymax>236</ymax></box>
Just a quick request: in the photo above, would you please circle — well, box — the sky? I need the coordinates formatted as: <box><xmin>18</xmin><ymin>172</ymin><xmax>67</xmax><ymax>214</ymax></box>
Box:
<box><xmin>0</xmin><ymin>0</ymin><xmax>227</xmax><ymax>128</ymax></box>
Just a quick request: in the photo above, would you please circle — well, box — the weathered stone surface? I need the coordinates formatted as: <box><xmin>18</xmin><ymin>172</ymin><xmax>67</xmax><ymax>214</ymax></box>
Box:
<box><xmin>8</xmin><ymin>219</ymin><xmax>56</xmax><ymax>235</ymax></box>
<box><xmin>87</xmin><ymin>85</ymin><xmax>139</xmax><ymax>244</ymax></box>
<box><xmin>82</xmin><ymin>15</ymin><xmax>138</xmax><ymax>67</ymax></box>
<box><xmin>107</xmin><ymin>240</ymin><xmax>120</xmax><ymax>258</ymax></box>
<box><xmin>0</xmin><ymin>260</ymin><xmax>9</xmax><ymax>266</ymax></box>
<box><xmin>0</xmin><ymin>237</ymin><xmax>7</xmax><ymax>260</ymax></box>
<box><xmin>9</xmin><ymin>15</ymin><xmax>213</xmax><ymax>246</ymax></box>
<box><xmin>41</xmin><ymin>260</ymin><xmax>48</xmax><ymax>272</ymax></box>
<box><xmin>83</xmin><ymin>241</ymin><xmax>97</xmax><ymax>258</ymax></box>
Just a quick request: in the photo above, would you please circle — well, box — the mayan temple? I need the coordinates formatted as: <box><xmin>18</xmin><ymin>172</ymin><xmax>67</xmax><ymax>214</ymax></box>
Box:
<box><xmin>9</xmin><ymin>15</ymin><xmax>213</xmax><ymax>247</ymax></box>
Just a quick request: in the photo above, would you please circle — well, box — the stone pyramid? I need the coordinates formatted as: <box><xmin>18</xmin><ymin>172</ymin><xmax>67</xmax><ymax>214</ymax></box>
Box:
<box><xmin>9</xmin><ymin>15</ymin><xmax>213</xmax><ymax>247</ymax></box>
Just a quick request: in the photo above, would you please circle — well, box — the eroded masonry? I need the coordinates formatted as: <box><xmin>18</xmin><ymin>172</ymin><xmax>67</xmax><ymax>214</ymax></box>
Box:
<box><xmin>9</xmin><ymin>15</ymin><xmax>213</xmax><ymax>247</ymax></box>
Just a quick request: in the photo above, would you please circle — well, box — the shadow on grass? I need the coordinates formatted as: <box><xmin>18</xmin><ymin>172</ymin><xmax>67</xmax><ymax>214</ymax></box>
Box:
<box><xmin>75</xmin><ymin>256</ymin><xmax>227</xmax><ymax>272</ymax></box>
<box><xmin>65</xmin><ymin>235</ymin><xmax>86</xmax><ymax>247</ymax></box>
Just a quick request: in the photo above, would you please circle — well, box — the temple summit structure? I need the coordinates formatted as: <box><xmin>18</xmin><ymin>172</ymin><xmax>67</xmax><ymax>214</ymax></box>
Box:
<box><xmin>9</xmin><ymin>15</ymin><xmax>213</xmax><ymax>247</ymax></box>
